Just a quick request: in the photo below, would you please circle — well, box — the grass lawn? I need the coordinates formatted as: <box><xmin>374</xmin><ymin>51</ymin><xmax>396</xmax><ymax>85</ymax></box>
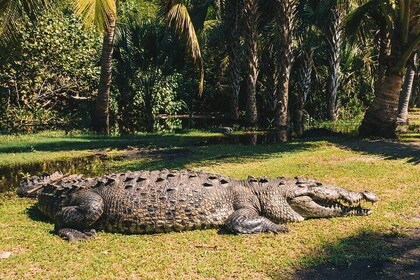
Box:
<box><xmin>0</xmin><ymin>131</ymin><xmax>419</xmax><ymax>279</ymax></box>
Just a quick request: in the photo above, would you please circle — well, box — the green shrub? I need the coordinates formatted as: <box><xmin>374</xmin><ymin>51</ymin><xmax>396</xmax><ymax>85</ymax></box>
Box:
<box><xmin>0</xmin><ymin>10</ymin><xmax>100</xmax><ymax>132</ymax></box>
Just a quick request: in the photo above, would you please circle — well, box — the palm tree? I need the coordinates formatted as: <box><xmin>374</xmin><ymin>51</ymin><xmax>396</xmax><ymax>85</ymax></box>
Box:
<box><xmin>325</xmin><ymin>2</ymin><xmax>343</xmax><ymax>121</ymax></box>
<box><xmin>397</xmin><ymin>52</ymin><xmax>417</xmax><ymax>124</ymax></box>
<box><xmin>159</xmin><ymin>0</ymin><xmax>204</xmax><ymax>96</ymax></box>
<box><xmin>223</xmin><ymin>0</ymin><xmax>242</xmax><ymax>120</ymax></box>
<box><xmin>273</xmin><ymin>0</ymin><xmax>297</xmax><ymax>141</ymax></box>
<box><xmin>74</xmin><ymin>0</ymin><xmax>117</xmax><ymax>134</ymax></box>
<box><xmin>294</xmin><ymin>47</ymin><xmax>314</xmax><ymax>136</ymax></box>
<box><xmin>243</xmin><ymin>0</ymin><xmax>259</xmax><ymax>126</ymax></box>
<box><xmin>306</xmin><ymin>0</ymin><xmax>351</xmax><ymax>121</ymax></box>
<box><xmin>293</xmin><ymin>1</ymin><xmax>316</xmax><ymax>136</ymax></box>
<box><xmin>347</xmin><ymin>0</ymin><xmax>420</xmax><ymax>138</ymax></box>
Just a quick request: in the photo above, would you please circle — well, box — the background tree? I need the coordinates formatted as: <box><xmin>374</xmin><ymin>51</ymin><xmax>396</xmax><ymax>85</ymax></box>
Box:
<box><xmin>347</xmin><ymin>0</ymin><xmax>420</xmax><ymax>138</ymax></box>
<box><xmin>273</xmin><ymin>0</ymin><xmax>297</xmax><ymax>141</ymax></box>
<box><xmin>74</xmin><ymin>0</ymin><xmax>117</xmax><ymax>134</ymax></box>
<box><xmin>397</xmin><ymin>52</ymin><xmax>417</xmax><ymax>124</ymax></box>
<box><xmin>243</xmin><ymin>0</ymin><xmax>259</xmax><ymax>126</ymax></box>
<box><xmin>223</xmin><ymin>0</ymin><xmax>242</xmax><ymax>120</ymax></box>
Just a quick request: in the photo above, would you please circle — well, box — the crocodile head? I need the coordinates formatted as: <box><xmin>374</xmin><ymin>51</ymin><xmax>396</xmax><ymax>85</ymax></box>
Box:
<box><xmin>17</xmin><ymin>172</ymin><xmax>63</xmax><ymax>197</ymax></box>
<box><xmin>288</xmin><ymin>182</ymin><xmax>378</xmax><ymax>219</ymax></box>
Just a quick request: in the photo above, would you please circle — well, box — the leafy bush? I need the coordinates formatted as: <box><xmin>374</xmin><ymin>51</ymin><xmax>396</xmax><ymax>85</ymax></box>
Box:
<box><xmin>0</xmin><ymin>9</ymin><xmax>100</xmax><ymax>132</ymax></box>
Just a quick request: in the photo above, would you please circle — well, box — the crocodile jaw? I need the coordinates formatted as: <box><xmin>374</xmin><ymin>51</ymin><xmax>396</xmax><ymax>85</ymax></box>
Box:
<box><xmin>288</xmin><ymin>195</ymin><xmax>374</xmax><ymax>219</ymax></box>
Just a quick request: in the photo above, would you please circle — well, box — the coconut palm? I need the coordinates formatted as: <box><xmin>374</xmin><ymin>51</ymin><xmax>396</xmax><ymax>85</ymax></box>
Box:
<box><xmin>159</xmin><ymin>0</ymin><xmax>204</xmax><ymax>96</ymax></box>
<box><xmin>74</xmin><ymin>0</ymin><xmax>117</xmax><ymax>134</ymax></box>
<box><xmin>397</xmin><ymin>52</ymin><xmax>417</xmax><ymax>124</ymax></box>
<box><xmin>347</xmin><ymin>0</ymin><xmax>420</xmax><ymax>137</ymax></box>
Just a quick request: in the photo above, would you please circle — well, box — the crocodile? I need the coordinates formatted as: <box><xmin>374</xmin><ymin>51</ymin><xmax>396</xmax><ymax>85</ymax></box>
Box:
<box><xmin>17</xmin><ymin>170</ymin><xmax>377</xmax><ymax>241</ymax></box>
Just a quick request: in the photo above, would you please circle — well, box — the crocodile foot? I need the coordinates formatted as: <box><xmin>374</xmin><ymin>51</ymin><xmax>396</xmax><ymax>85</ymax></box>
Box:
<box><xmin>56</xmin><ymin>228</ymin><xmax>97</xmax><ymax>242</ymax></box>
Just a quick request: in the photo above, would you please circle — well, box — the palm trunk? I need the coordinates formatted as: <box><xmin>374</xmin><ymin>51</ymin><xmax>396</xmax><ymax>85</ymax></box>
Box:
<box><xmin>359</xmin><ymin>73</ymin><xmax>403</xmax><ymax>138</ymax></box>
<box><xmin>274</xmin><ymin>1</ymin><xmax>296</xmax><ymax>142</ymax></box>
<box><xmin>294</xmin><ymin>49</ymin><xmax>313</xmax><ymax>137</ymax></box>
<box><xmin>326</xmin><ymin>6</ymin><xmax>342</xmax><ymax>121</ymax></box>
<box><xmin>226</xmin><ymin>0</ymin><xmax>242</xmax><ymax>121</ymax></box>
<box><xmin>243</xmin><ymin>0</ymin><xmax>259</xmax><ymax>126</ymax></box>
<box><xmin>93</xmin><ymin>16</ymin><xmax>117</xmax><ymax>134</ymax></box>
<box><xmin>375</xmin><ymin>28</ymin><xmax>391</xmax><ymax>90</ymax></box>
<box><xmin>397</xmin><ymin>52</ymin><xmax>417</xmax><ymax>124</ymax></box>
<box><xmin>262</xmin><ymin>47</ymin><xmax>278</xmax><ymax>121</ymax></box>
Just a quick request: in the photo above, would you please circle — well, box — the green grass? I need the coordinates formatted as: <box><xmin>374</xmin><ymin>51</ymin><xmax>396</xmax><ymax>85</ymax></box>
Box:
<box><xmin>0</xmin><ymin>130</ymin><xmax>224</xmax><ymax>167</ymax></box>
<box><xmin>0</xmin><ymin>131</ymin><xmax>419</xmax><ymax>279</ymax></box>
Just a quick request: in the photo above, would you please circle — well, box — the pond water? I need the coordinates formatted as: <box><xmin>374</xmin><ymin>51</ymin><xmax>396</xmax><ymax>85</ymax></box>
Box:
<box><xmin>0</xmin><ymin>133</ymin><xmax>275</xmax><ymax>194</ymax></box>
<box><xmin>1</xmin><ymin>131</ymin><xmax>324</xmax><ymax>194</ymax></box>
<box><xmin>0</xmin><ymin>156</ymin><xmax>111</xmax><ymax>194</ymax></box>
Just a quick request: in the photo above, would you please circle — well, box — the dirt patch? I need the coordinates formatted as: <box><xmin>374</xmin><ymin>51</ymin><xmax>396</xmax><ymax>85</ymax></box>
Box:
<box><xmin>292</xmin><ymin>228</ymin><xmax>420</xmax><ymax>280</ymax></box>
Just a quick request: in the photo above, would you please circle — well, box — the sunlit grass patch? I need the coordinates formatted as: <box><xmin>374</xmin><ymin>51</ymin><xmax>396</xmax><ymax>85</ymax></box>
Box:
<box><xmin>0</xmin><ymin>131</ymin><xmax>419</xmax><ymax>279</ymax></box>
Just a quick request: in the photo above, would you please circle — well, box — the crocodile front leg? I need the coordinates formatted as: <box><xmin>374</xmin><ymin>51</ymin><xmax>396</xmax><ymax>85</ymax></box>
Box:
<box><xmin>54</xmin><ymin>190</ymin><xmax>104</xmax><ymax>241</ymax></box>
<box><xmin>224</xmin><ymin>208</ymin><xmax>289</xmax><ymax>234</ymax></box>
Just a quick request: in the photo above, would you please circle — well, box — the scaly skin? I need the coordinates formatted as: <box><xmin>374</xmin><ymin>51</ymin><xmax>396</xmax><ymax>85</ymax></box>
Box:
<box><xmin>18</xmin><ymin>170</ymin><xmax>377</xmax><ymax>241</ymax></box>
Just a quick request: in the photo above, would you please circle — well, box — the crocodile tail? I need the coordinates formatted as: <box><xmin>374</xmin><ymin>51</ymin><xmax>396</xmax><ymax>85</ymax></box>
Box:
<box><xmin>17</xmin><ymin>171</ymin><xmax>64</xmax><ymax>197</ymax></box>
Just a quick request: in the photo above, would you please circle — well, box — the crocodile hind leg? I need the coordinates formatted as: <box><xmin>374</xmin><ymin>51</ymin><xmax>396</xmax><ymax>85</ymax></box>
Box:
<box><xmin>54</xmin><ymin>190</ymin><xmax>104</xmax><ymax>241</ymax></box>
<box><xmin>224</xmin><ymin>208</ymin><xmax>289</xmax><ymax>234</ymax></box>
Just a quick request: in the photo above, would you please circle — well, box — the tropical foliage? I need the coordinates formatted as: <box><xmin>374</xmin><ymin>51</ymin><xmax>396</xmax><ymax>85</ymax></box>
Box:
<box><xmin>0</xmin><ymin>0</ymin><xmax>418</xmax><ymax>138</ymax></box>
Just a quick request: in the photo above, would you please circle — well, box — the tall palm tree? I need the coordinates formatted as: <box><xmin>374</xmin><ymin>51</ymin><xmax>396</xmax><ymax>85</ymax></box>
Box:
<box><xmin>325</xmin><ymin>2</ymin><xmax>343</xmax><ymax>121</ymax></box>
<box><xmin>293</xmin><ymin>0</ymin><xmax>316</xmax><ymax>136</ymax></box>
<box><xmin>243</xmin><ymin>0</ymin><xmax>259</xmax><ymax>126</ymax></box>
<box><xmin>75</xmin><ymin>0</ymin><xmax>117</xmax><ymax>134</ymax></box>
<box><xmin>223</xmin><ymin>0</ymin><xmax>242</xmax><ymax>120</ymax></box>
<box><xmin>305</xmin><ymin>0</ymin><xmax>348</xmax><ymax>121</ymax></box>
<box><xmin>273</xmin><ymin>0</ymin><xmax>297</xmax><ymax>141</ymax></box>
<box><xmin>347</xmin><ymin>0</ymin><xmax>420</xmax><ymax>138</ymax></box>
<box><xmin>295</xmin><ymin>47</ymin><xmax>314</xmax><ymax>136</ymax></box>
<box><xmin>397</xmin><ymin>52</ymin><xmax>417</xmax><ymax>124</ymax></box>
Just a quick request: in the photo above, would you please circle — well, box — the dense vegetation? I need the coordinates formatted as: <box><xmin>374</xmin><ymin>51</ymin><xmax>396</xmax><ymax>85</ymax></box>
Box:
<box><xmin>0</xmin><ymin>0</ymin><xmax>418</xmax><ymax>137</ymax></box>
<box><xmin>0</xmin><ymin>2</ymin><xmax>418</xmax><ymax>278</ymax></box>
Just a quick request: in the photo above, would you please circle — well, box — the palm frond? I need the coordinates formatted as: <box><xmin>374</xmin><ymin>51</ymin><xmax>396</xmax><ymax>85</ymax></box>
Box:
<box><xmin>165</xmin><ymin>2</ymin><xmax>204</xmax><ymax>95</ymax></box>
<box><xmin>344</xmin><ymin>0</ymin><xmax>377</xmax><ymax>44</ymax></box>
<box><xmin>73</xmin><ymin>0</ymin><xmax>117</xmax><ymax>32</ymax></box>
<box><xmin>0</xmin><ymin>0</ymin><xmax>49</xmax><ymax>48</ymax></box>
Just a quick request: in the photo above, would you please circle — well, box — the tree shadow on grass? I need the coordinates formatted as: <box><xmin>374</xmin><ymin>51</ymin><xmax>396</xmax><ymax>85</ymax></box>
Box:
<box><xmin>0</xmin><ymin>133</ymin><xmax>225</xmax><ymax>154</ymax></box>
<box><xmin>280</xmin><ymin>229</ymin><xmax>419</xmax><ymax>280</ymax></box>
<box><xmin>328</xmin><ymin>137</ymin><xmax>420</xmax><ymax>165</ymax></box>
<box><xmin>108</xmin><ymin>141</ymin><xmax>314</xmax><ymax>173</ymax></box>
